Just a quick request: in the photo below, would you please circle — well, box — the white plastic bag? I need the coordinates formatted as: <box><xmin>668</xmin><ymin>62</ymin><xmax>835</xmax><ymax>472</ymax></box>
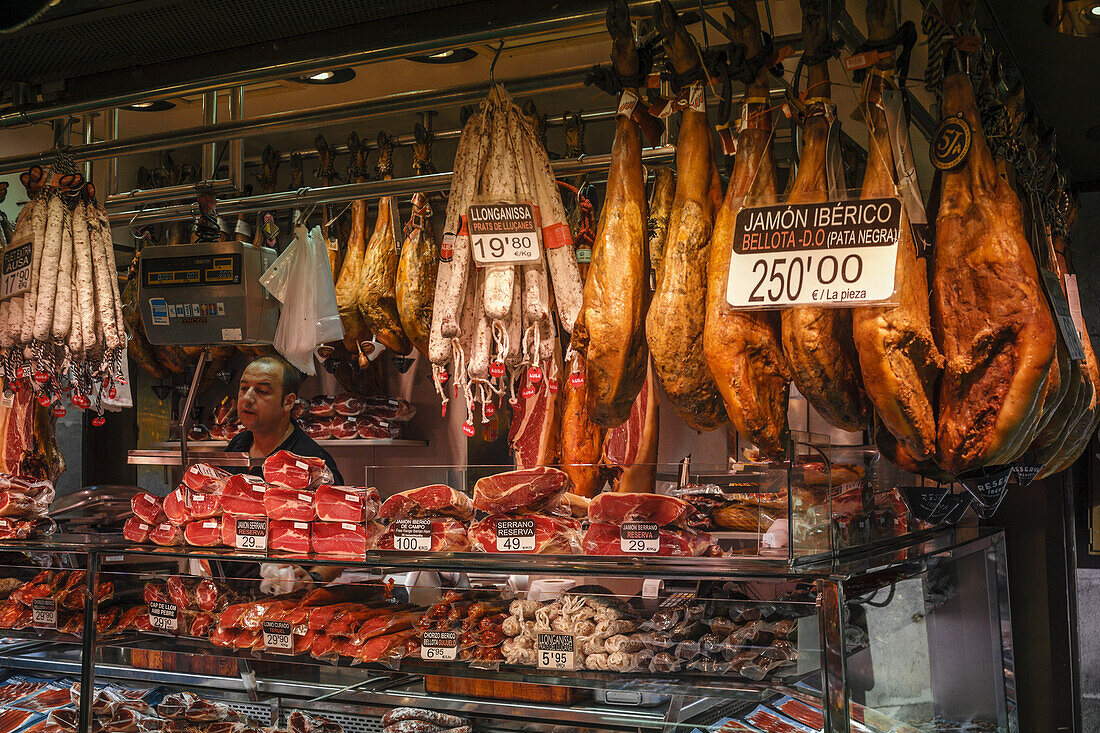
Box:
<box><xmin>262</xmin><ymin>223</ymin><xmax>343</xmax><ymax>375</ymax></box>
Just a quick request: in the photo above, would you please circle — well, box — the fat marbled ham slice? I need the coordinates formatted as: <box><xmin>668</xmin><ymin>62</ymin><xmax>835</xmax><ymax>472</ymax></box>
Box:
<box><xmin>508</xmin><ymin>356</ymin><xmax>561</xmax><ymax>469</ymax></box>
<box><xmin>469</xmin><ymin>514</ymin><xmax>581</xmax><ymax>554</ymax></box>
<box><xmin>601</xmin><ymin>360</ymin><xmax>657</xmax><ymax>493</ymax></box>
<box><xmin>472</xmin><ymin>467</ymin><xmax>570</xmax><ymax>515</ymax></box>
<box><xmin>377</xmin><ymin>485</ymin><xmax>473</xmax><ymax>521</ymax></box>
<box><xmin>932</xmin><ymin>70</ymin><xmax>1055</xmax><ymax>473</ymax></box>
<box><xmin>703</xmin><ymin>5</ymin><xmax>791</xmax><ymax>460</ymax></box>
<box><xmin>588</xmin><ymin>492</ymin><xmax>699</xmax><ymax>527</ymax></box>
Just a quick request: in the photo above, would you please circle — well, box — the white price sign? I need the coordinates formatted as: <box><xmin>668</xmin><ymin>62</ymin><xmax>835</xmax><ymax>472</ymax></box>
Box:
<box><xmin>234</xmin><ymin>517</ymin><xmax>268</xmax><ymax>551</ymax></box>
<box><xmin>32</xmin><ymin>598</ymin><xmax>56</xmax><ymax>629</ymax></box>
<box><xmin>148</xmin><ymin>601</ymin><xmax>178</xmax><ymax>632</ymax></box>
<box><xmin>421</xmin><ymin>630</ymin><xmax>458</xmax><ymax>661</ymax></box>
<box><xmin>467</xmin><ymin>203</ymin><xmax>542</xmax><ymax>264</ymax></box>
<box><xmin>495</xmin><ymin>518</ymin><xmax>536</xmax><ymax>552</ymax></box>
<box><xmin>537</xmin><ymin>633</ymin><xmax>575</xmax><ymax>671</ymax></box>
<box><xmin>725</xmin><ymin>198</ymin><xmax>902</xmax><ymax>309</ymax></box>
<box><xmin>262</xmin><ymin>620</ymin><xmax>293</xmax><ymax>653</ymax></box>
<box><xmin>1</xmin><ymin>227</ymin><xmax>33</xmax><ymax>301</ymax></box>
<box><xmin>393</xmin><ymin>518</ymin><xmax>432</xmax><ymax>552</ymax></box>
<box><xmin>620</xmin><ymin>522</ymin><xmax>660</xmax><ymax>554</ymax></box>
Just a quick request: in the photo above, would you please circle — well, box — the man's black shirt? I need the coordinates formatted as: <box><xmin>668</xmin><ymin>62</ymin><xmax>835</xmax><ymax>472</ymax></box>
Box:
<box><xmin>225</xmin><ymin>423</ymin><xmax>344</xmax><ymax>484</ymax></box>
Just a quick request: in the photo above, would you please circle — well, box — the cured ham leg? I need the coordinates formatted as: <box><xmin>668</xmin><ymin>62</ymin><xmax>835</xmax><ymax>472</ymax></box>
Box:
<box><xmin>851</xmin><ymin>0</ymin><xmax>942</xmax><ymax>465</ymax></box>
<box><xmin>602</xmin><ymin>360</ymin><xmax>658</xmax><ymax>493</ymax></box>
<box><xmin>649</xmin><ymin>0</ymin><xmax>726</xmax><ymax>432</ymax></box>
<box><xmin>932</xmin><ymin>71</ymin><xmax>1055</xmax><ymax>472</ymax></box>
<box><xmin>703</xmin><ymin>4</ymin><xmax>791</xmax><ymax>459</ymax></box>
<box><xmin>780</xmin><ymin>1</ymin><xmax>869</xmax><ymax>432</ymax></box>
<box><xmin>560</xmin><ymin>354</ymin><xmax>605</xmax><ymax>497</ymax></box>
<box><xmin>334</xmin><ymin>134</ymin><xmax>370</xmax><ymax>351</ymax></box>
<box><xmin>573</xmin><ymin>0</ymin><xmax>649</xmax><ymax>427</ymax></box>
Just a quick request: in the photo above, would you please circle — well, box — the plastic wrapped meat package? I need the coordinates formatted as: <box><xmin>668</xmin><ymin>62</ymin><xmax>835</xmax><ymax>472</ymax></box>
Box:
<box><xmin>375</xmin><ymin>518</ymin><xmax>470</xmax><ymax>552</ymax></box>
<box><xmin>469</xmin><ymin>515</ymin><xmax>581</xmax><ymax>554</ymax></box>
<box><xmin>263</xmin><ymin>451</ymin><xmax>332</xmax><ymax>490</ymax></box>
<box><xmin>315</xmin><ymin>485</ymin><xmax>380</xmax><ymax>523</ymax></box>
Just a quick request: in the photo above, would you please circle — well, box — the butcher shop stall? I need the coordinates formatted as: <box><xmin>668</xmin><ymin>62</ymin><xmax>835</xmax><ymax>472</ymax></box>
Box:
<box><xmin>0</xmin><ymin>0</ymin><xmax>1097</xmax><ymax>730</ymax></box>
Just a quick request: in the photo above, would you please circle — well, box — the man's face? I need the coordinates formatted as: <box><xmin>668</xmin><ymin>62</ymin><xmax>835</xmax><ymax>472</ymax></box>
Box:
<box><xmin>238</xmin><ymin>362</ymin><xmax>294</xmax><ymax>434</ymax></box>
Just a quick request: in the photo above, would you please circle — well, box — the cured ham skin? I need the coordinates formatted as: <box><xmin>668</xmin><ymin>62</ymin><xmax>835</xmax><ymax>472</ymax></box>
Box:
<box><xmin>395</xmin><ymin>193</ymin><xmax>438</xmax><ymax>357</ymax></box>
<box><xmin>850</xmin><ymin>65</ymin><xmax>942</xmax><ymax>464</ymax></box>
<box><xmin>703</xmin><ymin>6</ymin><xmax>790</xmax><ymax>460</ymax></box>
<box><xmin>779</xmin><ymin>6</ymin><xmax>869</xmax><ymax>433</ymax></box>
<box><xmin>572</xmin><ymin>7</ymin><xmax>649</xmax><ymax>428</ymax></box>
<box><xmin>932</xmin><ymin>73</ymin><xmax>1055</xmax><ymax>473</ymax></box>
<box><xmin>560</xmin><ymin>354</ymin><xmax>605</xmax><ymax>498</ymax></box>
<box><xmin>602</xmin><ymin>360</ymin><xmax>658</xmax><ymax>493</ymax></box>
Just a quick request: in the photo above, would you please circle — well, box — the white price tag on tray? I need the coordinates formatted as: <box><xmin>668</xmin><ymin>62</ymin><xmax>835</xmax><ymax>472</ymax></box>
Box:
<box><xmin>148</xmin><ymin>601</ymin><xmax>178</xmax><ymax>632</ymax></box>
<box><xmin>725</xmin><ymin>197</ymin><xmax>902</xmax><ymax>308</ymax></box>
<box><xmin>235</xmin><ymin>517</ymin><xmax>268</xmax><ymax>551</ymax></box>
<box><xmin>32</xmin><ymin>598</ymin><xmax>56</xmax><ymax>629</ymax></box>
<box><xmin>467</xmin><ymin>203</ymin><xmax>542</xmax><ymax>264</ymax></box>
<box><xmin>393</xmin><ymin>518</ymin><xmax>432</xmax><ymax>552</ymax></box>
<box><xmin>1</xmin><ymin>226</ymin><xmax>33</xmax><ymax>301</ymax></box>
<box><xmin>537</xmin><ymin>633</ymin><xmax>575</xmax><ymax>671</ymax></box>
<box><xmin>620</xmin><ymin>522</ymin><xmax>660</xmax><ymax>554</ymax></box>
<box><xmin>262</xmin><ymin>620</ymin><xmax>293</xmax><ymax>653</ymax></box>
<box><xmin>495</xmin><ymin>518</ymin><xmax>536</xmax><ymax>552</ymax></box>
<box><xmin>421</xmin><ymin>630</ymin><xmax>458</xmax><ymax>661</ymax></box>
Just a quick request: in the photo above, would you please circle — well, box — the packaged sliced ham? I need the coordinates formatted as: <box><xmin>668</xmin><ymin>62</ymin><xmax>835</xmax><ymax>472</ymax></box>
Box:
<box><xmin>302</xmin><ymin>418</ymin><xmax>331</xmax><ymax>440</ymax></box>
<box><xmin>469</xmin><ymin>515</ymin><xmax>581</xmax><ymax>554</ymax></box>
<box><xmin>588</xmin><ymin>492</ymin><xmax>701</xmax><ymax>528</ymax></box>
<box><xmin>291</xmin><ymin>399</ymin><xmax>309</xmax><ymax>420</ymax></box>
<box><xmin>220</xmin><ymin>475</ymin><xmax>268</xmax><ymax>516</ymax></box>
<box><xmin>473</xmin><ymin>467</ymin><xmax>570</xmax><ymax>515</ymax></box>
<box><xmin>315</xmin><ymin>485</ymin><xmax>380</xmax><ymax>523</ymax></box>
<box><xmin>269</xmin><ymin>520</ymin><xmax>311</xmax><ymax>553</ymax></box>
<box><xmin>184</xmin><ymin>519</ymin><xmax>225</xmax><ymax>547</ymax></box>
<box><xmin>312</xmin><ymin>521</ymin><xmax>384</xmax><ymax>558</ymax></box>
<box><xmin>263</xmin><ymin>486</ymin><xmax>315</xmax><ymax>522</ymax></box>
<box><xmin>378</xmin><ymin>485</ymin><xmax>473</xmax><ymax>521</ymax></box>
<box><xmin>309</xmin><ymin>396</ymin><xmax>335</xmax><ymax>418</ymax></box>
<box><xmin>329</xmin><ymin>416</ymin><xmax>359</xmax><ymax>440</ymax></box>
<box><xmin>332</xmin><ymin>393</ymin><xmax>365</xmax><ymax>417</ymax></box>
<box><xmin>356</xmin><ymin>415</ymin><xmax>401</xmax><ymax>440</ymax></box>
<box><xmin>123</xmin><ymin>516</ymin><xmax>153</xmax><ymax>543</ymax></box>
<box><xmin>131</xmin><ymin>492</ymin><xmax>165</xmax><ymax>525</ymax></box>
<box><xmin>0</xmin><ymin>517</ymin><xmax>54</xmax><ymax>540</ymax></box>
<box><xmin>0</xmin><ymin>474</ymin><xmax>54</xmax><ymax>499</ymax></box>
<box><xmin>189</xmin><ymin>491</ymin><xmax>223</xmax><ymax>520</ymax></box>
<box><xmin>361</xmin><ymin>396</ymin><xmax>416</xmax><ymax>422</ymax></box>
<box><xmin>0</xmin><ymin>492</ymin><xmax>46</xmax><ymax>518</ymax></box>
<box><xmin>582</xmin><ymin>522</ymin><xmax>712</xmax><ymax>557</ymax></box>
<box><xmin>162</xmin><ymin>486</ymin><xmax>190</xmax><ymax>525</ymax></box>
<box><xmin>375</xmin><ymin>518</ymin><xmax>470</xmax><ymax>552</ymax></box>
<box><xmin>182</xmin><ymin>464</ymin><xmax>231</xmax><ymax>493</ymax></box>
<box><xmin>150</xmin><ymin>523</ymin><xmax>184</xmax><ymax>547</ymax></box>
<box><xmin>263</xmin><ymin>451</ymin><xmax>332</xmax><ymax>490</ymax></box>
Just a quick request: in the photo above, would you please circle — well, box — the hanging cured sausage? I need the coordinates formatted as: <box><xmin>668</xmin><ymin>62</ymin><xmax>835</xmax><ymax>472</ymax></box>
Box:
<box><xmin>703</xmin><ymin>4</ymin><xmax>791</xmax><ymax>459</ymax></box>
<box><xmin>649</xmin><ymin>0</ymin><xmax>727</xmax><ymax>433</ymax></box>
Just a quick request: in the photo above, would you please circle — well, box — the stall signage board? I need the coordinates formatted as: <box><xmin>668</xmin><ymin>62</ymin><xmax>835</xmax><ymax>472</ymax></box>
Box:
<box><xmin>393</xmin><ymin>519</ymin><xmax>433</xmax><ymax>552</ymax></box>
<box><xmin>495</xmin><ymin>518</ymin><xmax>536</xmax><ymax>552</ymax></box>
<box><xmin>148</xmin><ymin>601</ymin><xmax>179</xmax><ymax>632</ymax></box>
<box><xmin>31</xmin><ymin>598</ymin><xmax>56</xmax><ymax>629</ymax></box>
<box><xmin>262</xmin><ymin>620</ymin><xmax>293</xmax><ymax>653</ymax></box>
<box><xmin>467</xmin><ymin>203</ymin><xmax>542</xmax><ymax>264</ymax></box>
<box><xmin>421</xmin><ymin>630</ymin><xmax>458</xmax><ymax>661</ymax></box>
<box><xmin>620</xmin><ymin>522</ymin><xmax>660</xmax><ymax>553</ymax></box>
<box><xmin>537</xmin><ymin>632</ymin><xmax>575</xmax><ymax>671</ymax></box>
<box><xmin>235</xmin><ymin>517</ymin><xmax>268</xmax><ymax>551</ymax></box>
<box><xmin>726</xmin><ymin>197</ymin><xmax>901</xmax><ymax>308</ymax></box>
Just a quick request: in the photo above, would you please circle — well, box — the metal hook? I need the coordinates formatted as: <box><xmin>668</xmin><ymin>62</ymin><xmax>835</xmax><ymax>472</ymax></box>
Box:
<box><xmin>489</xmin><ymin>41</ymin><xmax>505</xmax><ymax>85</ymax></box>
<box><xmin>128</xmin><ymin>205</ymin><xmax>147</xmax><ymax>242</ymax></box>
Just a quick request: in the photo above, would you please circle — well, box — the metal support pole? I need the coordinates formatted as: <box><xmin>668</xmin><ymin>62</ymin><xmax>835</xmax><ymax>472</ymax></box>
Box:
<box><xmin>228</xmin><ymin>87</ymin><xmax>244</xmax><ymax>192</ymax></box>
<box><xmin>78</xmin><ymin>550</ymin><xmax>100</xmax><ymax>733</ymax></box>
<box><xmin>82</xmin><ymin>114</ymin><xmax>95</xmax><ymax>183</ymax></box>
<box><xmin>201</xmin><ymin>91</ymin><xmax>218</xmax><ymax>182</ymax></box>
<box><xmin>104</xmin><ymin>109</ymin><xmax>118</xmax><ymax>198</ymax></box>
<box><xmin>818</xmin><ymin>577</ymin><xmax>850</xmax><ymax>733</ymax></box>
<box><xmin>178</xmin><ymin>348</ymin><xmax>209</xmax><ymax>469</ymax></box>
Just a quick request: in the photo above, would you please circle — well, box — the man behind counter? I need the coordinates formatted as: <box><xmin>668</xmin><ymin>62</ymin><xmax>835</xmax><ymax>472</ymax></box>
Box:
<box><xmin>218</xmin><ymin>355</ymin><xmax>344</xmax><ymax>589</ymax></box>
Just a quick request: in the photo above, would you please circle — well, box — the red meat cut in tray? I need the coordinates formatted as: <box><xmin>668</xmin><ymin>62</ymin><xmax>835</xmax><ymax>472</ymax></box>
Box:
<box><xmin>0</xmin><ymin>492</ymin><xmax>41</xmax><ymax>518</ymax></box>
<box><xmin>269</xmin><ymin>520</ymin><xmax>311</xmax><ymax>553</ymax></box>
<box><xmin>302</xmin><ymin>418</ymin><xmax>331</xmax><ymax>441</ymax></box>
<box><xmin>220</xmin><ymin>475</ymin><xmax>268</xmax><ymax>516</ymax></box>
<box><xmin>375</xmin><ymin>518</ymin><xmax>471</xmax><ymax>552</ymax></box>
<box><xmin>361</xmin><ymin>396</ymin><xmax>416</xmax><ymax>422</ymax></box>
<box><xmin>183</xmin><ymin>519</ymin><xmax>224</xmax><ymax>547</ymax></box>
<box><xmin>587</xmin><ymin>492</ymin><xmax>700</xmax><ymax>528</ymax></box>
<box><xmin>356</xmin><ymin>415</ymin><xmax>400</xmax><ymax>440</ymax></box>
<box><xmin>378</xmin><ymin>485</ymin><xmax>473</xmax><ymax>521</ymax></box>
<box><xmin>312</xmin><ymin>521</ymin><xmax>384</xmax><ymax>557</ymax></box>
<box><xmin>473</xmin><ymin>467</ymin><xmax>570</xmax><ymax>515</ymax></box>
<box><xmin>329</xmin><ymin>416</ymin><xmax>358</xmax><ymax>440</ymax></box>
<box><xmin>333</xmin><ymin>393</ymin><xmax>366</xmax><ymax>417</ymax></box>
<box><xmin>263</xmin><ymin>486</ymin><xmax>315</xmax><ymax>522</ymax></box>
<box><xmin>150</xmin><ymin>523</ymin><xmax>184</xmax><ymax>547</ymax></box>
<box><xmin>162</xmin><ymin>486</ymin><xmax>190</xmax><ymax>525</ymax></box>
<box><xmin>131</xmin><ymin>492</ymin><xmax>165</xmax><ymax>525</ymax></box>
<box><xmin>189</xmin><ymin>490</ymin><xmax>223</xmax><ymax>520</ymax></box>
<box><xmin>263</xmin><ymin>450</ymin><xmax>331</xmax><ymax>490</ymax></box>
<box><xmin>309</xmin><ymin>395</ymin><xmax>335</xmax><ymax>418</ymax></box>
<box><xmin>469</xmin><ymin>515</ymin><xmax>581</xmax><ymax>554</ymax></box>
<box><xmin>315</xmin><ymin>485</ymin><xmax>381</xmax><ymax>523</ymax></box>
<box><xmin>123</xmin><ymin>517</ymin><xmax>153</xmax><ymax>543</ymax></box>
<box><xmin>182</xmin><ymin>463</ymin><xmax>231</xmax><ymax>493</ymax></box>
<box><xmin>582</xmin><ymin>523</ymin><xmax>712</xmax><ymax>557</ymax></box>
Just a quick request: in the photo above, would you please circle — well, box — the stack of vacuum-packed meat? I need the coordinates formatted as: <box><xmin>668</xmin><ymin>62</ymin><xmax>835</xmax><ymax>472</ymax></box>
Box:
<box><xmin>469</xmin><ymin>467</ymin><xmax>583</xmax><ymax>554</ymax></box>
<box><xmin>141</xmin><ymin>575</ymin><xmax>239</xmax><ymax>639</ymax></box>
<box><xmin>375</xmin><ymin>484</ymin><xmax>473</xmax><ymax>552</ymax></box>
<box><xmin>0</xmin><ymin>568</ymin><xmax>143</xmax><ymax>637</ymax></box>
<box><xmin>0</xmin><ymin>677</ymin><xmax>166</xmax><ymax>733</ymax></box>
<box><xmin>408</xmin><ymin>590</ymin><xmax>509</xmax><ymax>665</ymax></box>
<box><xmin>297</xmin><ymin>394</ymin><xmax>415</xmax><ymax>441</ymax></box>
<box><xmin>0</xmin><ymin>474</ymin><xmax>55</xmax><ymax>540</ymax></box>
<box><xmin>125</xmin><ymin>453</ymin><xmax>382</xmax><ymax>556</ymax></box>
<box><xmin>379</xmin><ymin>709</ymin><xmax>470</xmax><ymax>733</ymax></box>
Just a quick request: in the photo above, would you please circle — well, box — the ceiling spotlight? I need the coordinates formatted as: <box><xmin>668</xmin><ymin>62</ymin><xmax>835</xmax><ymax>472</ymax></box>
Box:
<box><xmin>1044</xmin><ymin>0</ymin><xmax>1100</xmax><ymax>35</ymax></box>
<box><xmin>122</xmin><ymin>100</ymin><xmax>175</xmax><ymax>111</ymax></box>
<box><xmin>407</xmin><ymin>47</ymin><xmax>478</xmax><ymax>64</ymax></box>
<box><xmin>292</xmin><ymin>68</ymin><xmax>355</xmax><ymax>85</ymax></box>
<box><xmin>1091</xmin><ymin>3</ymin><xmax>1100</xmax><ymax>15</ymax></box>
